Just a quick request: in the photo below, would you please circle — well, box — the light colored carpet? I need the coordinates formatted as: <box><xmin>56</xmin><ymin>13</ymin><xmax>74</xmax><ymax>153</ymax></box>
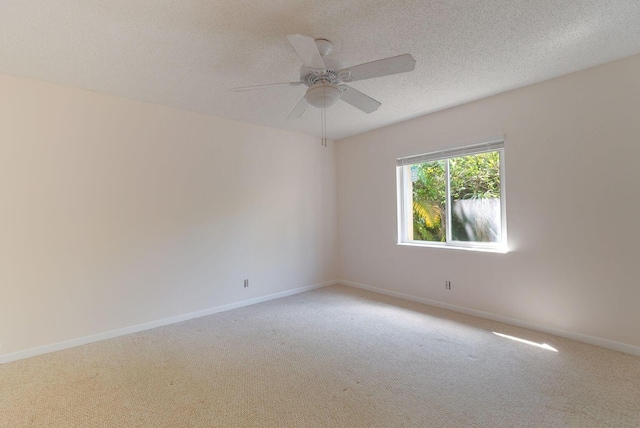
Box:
<box><xmin>1</xmin><ymin>284</ymin><xmax>639</xmax><ymax>427</ymax></box>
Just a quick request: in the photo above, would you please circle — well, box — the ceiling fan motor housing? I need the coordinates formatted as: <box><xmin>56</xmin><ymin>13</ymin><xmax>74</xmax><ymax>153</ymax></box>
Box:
<box><xmin>300</xmin><ymin>57</ymin><xmax>343</xmax><ymax>86</ymax></box>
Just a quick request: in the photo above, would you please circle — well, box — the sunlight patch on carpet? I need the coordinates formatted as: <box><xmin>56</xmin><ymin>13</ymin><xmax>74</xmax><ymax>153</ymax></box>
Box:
<box><xmin>493</xmin><ymin>332</ymin><xmax>558</xmax><ymax>352</ymax></box>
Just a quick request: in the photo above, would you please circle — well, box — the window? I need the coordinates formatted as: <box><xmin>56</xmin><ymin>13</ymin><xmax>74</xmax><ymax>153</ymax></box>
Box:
<box><xmin>397</xmin><ymin>140</ymin><xmax>506</xmax><ymax>252</ymax></box>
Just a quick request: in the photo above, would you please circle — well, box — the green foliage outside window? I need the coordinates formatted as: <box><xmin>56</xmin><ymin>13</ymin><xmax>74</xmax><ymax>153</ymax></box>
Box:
<box><xmin>411</xmin><ymin>160</ymin><xmax>446</xmax><ymax>241</ymax></box>
<box><xmin>411</xmin><ymin>151</ymin><xmax>501</xmax><ymax>242</ymax></box>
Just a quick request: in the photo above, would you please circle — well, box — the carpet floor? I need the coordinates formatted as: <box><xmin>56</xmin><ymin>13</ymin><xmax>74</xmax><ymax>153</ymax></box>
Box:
<box><xmin>1</xmin><ymin>284</ymin><xmax>639</xmax><ymax>427</ymax></box>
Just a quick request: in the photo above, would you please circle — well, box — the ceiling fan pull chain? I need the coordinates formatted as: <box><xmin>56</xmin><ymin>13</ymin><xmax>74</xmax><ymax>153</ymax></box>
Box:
<box><xmin>321</xmin><ymin>84</ymin><xmax>324</xmax><ymax>146</ymax></box>
<box><xmin>322</xmin><ymin>83</ymin><xmax>327</xmax><ymax>147</ymax></box>
<box><xmin>323</xmin><ymin>110</ymin><xmax>327</xmax><ymax>147</ymax></box>
<box><xmin>321</xmin><ymin>105</ymin><xmax>327</xmax><ymax>147</ymax></box>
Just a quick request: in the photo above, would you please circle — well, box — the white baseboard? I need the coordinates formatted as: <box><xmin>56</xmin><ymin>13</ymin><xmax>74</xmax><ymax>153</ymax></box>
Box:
<box><xmin>0</xmin><ymin>280</ymin><xmax>337</xmax><ymax>365</ymax></box>
<box><xmin>5</xmin><ymin>279</ymin><xmax>637</xmax><ymax>364</ymax></box>
<box><xmin>339</xmin><ymin>280</ymin><xmax>640</xmax><ymax>357</ymax></box>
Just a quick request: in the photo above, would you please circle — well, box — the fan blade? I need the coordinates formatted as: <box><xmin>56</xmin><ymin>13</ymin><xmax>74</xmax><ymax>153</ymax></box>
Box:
<box><xmin>339</xmin><ymin>86</ymin><xmax>381</xmax><ymax>113</ymax></box>
<box><xmin>340</xmin><ymin>54</ymin><xmax>416</xmax><ymax>82</ymax></box>
<box><xmin>231</xmin><ymin>82</ymin><xmax>304</xmax><ymax>92</ymax></box>
<box><xmin>287</xmin><ymin>97</ymin><xmax>308</xmax><ymax>120</ymax></box>
<box><xmin>287</xmin><ymin>34</ymin><xmax>326</xmax><ymax>72</ymax></box>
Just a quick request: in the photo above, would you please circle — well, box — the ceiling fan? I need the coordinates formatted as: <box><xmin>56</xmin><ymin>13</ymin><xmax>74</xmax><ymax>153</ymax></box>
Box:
<box><xmin>231</xmin><ymin>34</ymin><xmax>416</xmax><ymax>144</ymax></box>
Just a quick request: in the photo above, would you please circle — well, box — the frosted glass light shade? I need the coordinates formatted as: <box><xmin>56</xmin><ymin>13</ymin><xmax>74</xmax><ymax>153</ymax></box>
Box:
<box><xmin>305</xmin><ymin>82</ymin><xmax>341</xmax><ymax>108</ymax></box>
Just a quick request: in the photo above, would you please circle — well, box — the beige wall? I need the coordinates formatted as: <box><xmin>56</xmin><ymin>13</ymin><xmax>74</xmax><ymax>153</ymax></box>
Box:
<box><xmin>2</xmin><ymin>53</ymin><xmax>639</xmax><ymax>359</ymax></box>
<box><xmin>337</xmin><ymin>55</ymin><xmax>640</xmax><ymax>349</ymax></box>
<box><xmin>0</xmin><ymin>75</ymin><xmax>337</xmax><ymax>356</ymax></box>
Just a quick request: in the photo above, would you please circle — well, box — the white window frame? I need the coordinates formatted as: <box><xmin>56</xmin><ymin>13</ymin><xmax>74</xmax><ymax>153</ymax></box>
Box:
<box><xmin>396</xmin><ymin>139</ymin><xmax>507</xmax><ymax>253</ymax></box>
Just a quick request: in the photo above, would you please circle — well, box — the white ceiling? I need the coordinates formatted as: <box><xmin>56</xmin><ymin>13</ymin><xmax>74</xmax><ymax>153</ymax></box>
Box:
<box><xmin>2</xmin><ymin>1</ymin><xmax>640</xmax><ymax>140</ymax></box>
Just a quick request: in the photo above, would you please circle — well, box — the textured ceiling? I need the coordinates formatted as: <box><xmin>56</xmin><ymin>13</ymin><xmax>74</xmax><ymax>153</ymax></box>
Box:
<box><xmin>1</xmin><ymin>1</ymin><xmax>640</xmax><ymax>140</ymax></box>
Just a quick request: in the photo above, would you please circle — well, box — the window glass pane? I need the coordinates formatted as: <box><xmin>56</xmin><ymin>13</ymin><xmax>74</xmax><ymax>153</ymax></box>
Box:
<box><xmin>410</xmin><ymin>160</ymin><xmax>446</xmax><ymax>242</ymax></box>
<box><xmin>449</xmin><ymin>151</ymin><xmax>501</xmax><ymax>242</ymax></box>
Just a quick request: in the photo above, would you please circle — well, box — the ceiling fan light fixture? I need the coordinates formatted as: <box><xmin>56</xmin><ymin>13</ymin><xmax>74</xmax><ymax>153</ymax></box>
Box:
<box><xmin>305</xmin><ymin>82</ymin><xmax>341</xmax><ymax>109</ymax></box>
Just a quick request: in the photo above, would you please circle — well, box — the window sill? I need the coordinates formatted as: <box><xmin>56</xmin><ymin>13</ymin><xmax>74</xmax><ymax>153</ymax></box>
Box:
<box><xmin>396</xmin><ymin>242</ymin><xmax>508</xmax><ymax>253</ymax></box>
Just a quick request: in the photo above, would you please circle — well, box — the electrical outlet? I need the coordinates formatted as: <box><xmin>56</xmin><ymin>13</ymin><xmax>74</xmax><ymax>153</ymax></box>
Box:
<box><xmin>445</xmin><ymin>280</ymin><xmax>451</xmax><ymax>290</ymax></box>
<box><xmin>243</xmin><ymin>279</ymin><xmax>249</xmax><ymax>288</ymax></box>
